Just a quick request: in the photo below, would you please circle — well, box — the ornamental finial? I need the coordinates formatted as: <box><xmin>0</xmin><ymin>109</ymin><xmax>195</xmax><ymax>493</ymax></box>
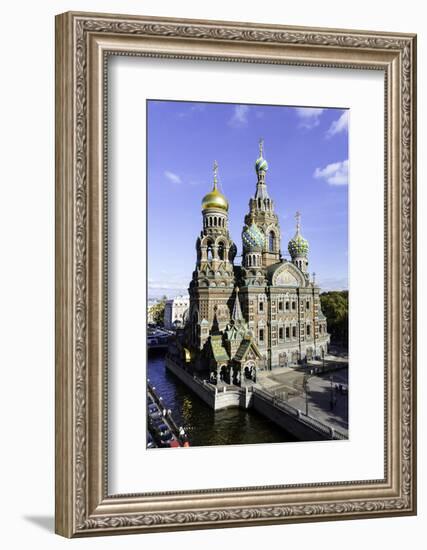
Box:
<box><xmin>259</xmin><ymin>138</ymin><xmax>264</xmax><ymax>158</ymax></box>
<box><xmin>295</xmin><ymin>211</ymin><xmax>301</xmax><ymax>234</ymax></box>
<box><xmin>213</xmin><ymin>160</ymin><xmax>218</xmax><ymax>190</ymax></box>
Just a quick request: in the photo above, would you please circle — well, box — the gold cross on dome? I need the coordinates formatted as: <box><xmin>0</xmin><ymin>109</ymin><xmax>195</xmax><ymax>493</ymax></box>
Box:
<box><xmin>213</xmin><ymin>160</ymin><xmax>218</xmax><ymax>188</ymax></box>
<box><xmin>295</xmin><ymin>211</ymin><xmax>301</xmax><ymax>232</ymax></box>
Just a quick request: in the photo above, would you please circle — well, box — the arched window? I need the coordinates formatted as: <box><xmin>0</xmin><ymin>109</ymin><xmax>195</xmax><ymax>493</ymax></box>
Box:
<box><xmin>207</xmin><ymin>242</ymin><xmax>213</xmax><ymax>261</ymax></box>
<box><xmin>218</xmin><ymin>242</ymin><xmax>225</xmax><ymax>260</ymax></box>
<box><xmin>269</xmin><ymin>231</ymin><xmax>275</xmax><ymax>252</ymax></box>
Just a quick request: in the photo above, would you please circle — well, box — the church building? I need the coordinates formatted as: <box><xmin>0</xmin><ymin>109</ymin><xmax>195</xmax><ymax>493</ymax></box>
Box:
<box><xmin>171</xmin><ymin>141</ymin><xmax>330</xmax><ymax>384</ymax></box>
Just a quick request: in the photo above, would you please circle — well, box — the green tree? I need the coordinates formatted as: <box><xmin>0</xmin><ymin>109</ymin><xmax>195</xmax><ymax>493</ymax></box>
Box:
<box><xmin>148</xmin><ymin>295</ymin><xmax>168</xmax><ymax>326</ymax></box>
<box><xmin>320</xmin><ymin>291</ymin><xmax>348</xmax><ymax>349</ymax></box>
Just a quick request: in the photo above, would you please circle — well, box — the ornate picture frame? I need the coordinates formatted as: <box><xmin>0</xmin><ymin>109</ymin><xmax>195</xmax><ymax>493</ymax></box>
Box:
<box><xmin>55</xmin><ymin>11</ymin><xmax>417</xmax><ymax>537</ymax></box>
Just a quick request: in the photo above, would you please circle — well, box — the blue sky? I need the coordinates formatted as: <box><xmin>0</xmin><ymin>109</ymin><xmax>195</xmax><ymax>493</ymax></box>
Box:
<box><xmin>147</xmin><ymin>100</ymin><xmax>348</xmax><ymax>299</ymax></box>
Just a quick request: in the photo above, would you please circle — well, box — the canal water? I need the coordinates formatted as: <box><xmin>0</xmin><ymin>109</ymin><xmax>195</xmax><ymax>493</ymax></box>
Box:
<box><xmin>148</xmin><ymin>351</ymin><xmax>297</xmax><ymax>447</ymax></box>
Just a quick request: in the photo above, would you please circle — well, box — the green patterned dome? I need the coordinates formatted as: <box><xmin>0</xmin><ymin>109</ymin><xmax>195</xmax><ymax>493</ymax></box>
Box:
<box><xmin>288</xmin><ymin>211</ymin><xmax>309</xmax><ymax>257</ymax></box>
<box><xmin>288</xmin><ymin>234</ymin><xmax>309</xmax><ymax>257</ymax></box>
<box><xmin>242</xmin><ymin>223</ymin><xmax>265</xmax><ymax>251</ymax></box>
<box><xmin>255</xmin><ymin>156</ymin><xmax>269</xmax><ymax>173</ymax></box>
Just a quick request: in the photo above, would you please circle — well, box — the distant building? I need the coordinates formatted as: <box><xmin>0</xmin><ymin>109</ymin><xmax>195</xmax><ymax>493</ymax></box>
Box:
<box><xmin>147</xmin><ymin>299</ymin><xmax>160</xmax><ymax>324</ymax></box>
<box><xmin>164</xmin><ymin>295</ymin><xmax>190</xmax><ymax>329</ymax></box>
<box><xmin>170</xmin><ymin>141</ymin><xmax>330</xmax><ymax>383</ymax></box>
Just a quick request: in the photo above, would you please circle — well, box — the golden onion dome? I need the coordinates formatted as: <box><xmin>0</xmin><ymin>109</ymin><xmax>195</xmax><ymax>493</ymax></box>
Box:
<box><xmin>201</xmin><ymin>160</ymin><xmax>229</xmax><ymax>211</ymax></box>
<box><xmin>201</xmin><ymin>187</ymin><xmax>229</xmax><ymax>211</ymax></box>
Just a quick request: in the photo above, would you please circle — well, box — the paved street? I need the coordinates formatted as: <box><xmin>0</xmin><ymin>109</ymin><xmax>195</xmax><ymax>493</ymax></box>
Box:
<box><xmin>257</xmin><ymin>360</ymin><xmax>349</xmax><ymax>436</ymax></box>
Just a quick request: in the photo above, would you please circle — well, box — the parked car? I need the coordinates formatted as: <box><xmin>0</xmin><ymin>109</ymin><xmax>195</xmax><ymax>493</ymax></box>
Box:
<box><xmin>147</xmin><ymin>403</ymin><xmax>162</xmax><ymax>420</ymax></box>
<box><xmin>150</xmin><ymin>419</ymin><xmax>170</xmax><ymax>436</ymax></box>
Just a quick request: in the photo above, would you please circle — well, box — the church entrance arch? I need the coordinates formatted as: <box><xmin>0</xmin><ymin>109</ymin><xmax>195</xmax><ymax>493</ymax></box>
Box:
<box><xmin>243</xmin><ymin>360</ymin><xmax>256</xmax><ymax>381</ymax></box>
<box><xmin>218</xmin><ymin>365</ymin><xmax>227</xmax><ymax>383</ymax></box>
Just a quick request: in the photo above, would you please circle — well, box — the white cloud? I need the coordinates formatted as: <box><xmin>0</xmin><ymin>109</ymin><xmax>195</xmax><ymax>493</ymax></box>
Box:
<box><xmin>177</xmin><ymin>103</ymin><xmax>206</xmax><ymax>118</ymax></box>
<box><xmin>314</xmin><ymin>159</ymin><xmax>349</xmax><ymax>186</ymax></box>
<box><xmin>295</xmin><ymin>107</ymin><xmax>324</xmax><ymax>129</ymax></box>
<box><xmin>164</xmin><ymin>170</ymin><xmax>182</xmax><ymax>184</ymax></box>
<box><xmin>228</xmin><ymin>105</ymin><xmax>249</xmax><ymax>127</ymax></box>
<box><xmin>326</xmin><ymin>110</ymin><xmax>349</xmax><ymax>138</ymax></box>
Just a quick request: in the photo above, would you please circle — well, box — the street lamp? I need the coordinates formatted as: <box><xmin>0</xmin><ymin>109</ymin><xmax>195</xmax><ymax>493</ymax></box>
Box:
<box><xmin>329</xmin><ymin>375</ymin><xmax>334</xmax><ymax>410</ymax></box>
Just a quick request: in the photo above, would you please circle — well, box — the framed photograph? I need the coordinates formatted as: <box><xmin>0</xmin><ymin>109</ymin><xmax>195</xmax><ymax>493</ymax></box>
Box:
<box><xmin>55</xmin><ymin>11</ymin><xmax>417</xmax><ymax>537</ymax></box>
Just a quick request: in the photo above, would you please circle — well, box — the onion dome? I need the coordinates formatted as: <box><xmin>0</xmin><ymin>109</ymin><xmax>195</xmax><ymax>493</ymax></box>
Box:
<box><xmin>201</xmin><ymin>160</ymin><xmax>229</xmax><ymax>212</ymax></box>
<box><xmin>201</xmin><ymin>188</ymin><xmax>228</xmax><ymax>211</ymax></box>
<box><xmin>288</xmin><ymin>211</ymin><xmax>309</xmax><ymax>257</ymax></box>
<box><xmin>255</xmin><ymin>138</ymin><xmax>268</xmax><ymax>173</ymax></box>
<box><xmin>242</xmin><ymin>222</ymin><xmax>265</xmax><ymax>251</ymax></box>
<box><xmin>255</xmin><ymin>156</ymin><xmax>268</xmax><ymax>173</ymax></box>
<box><xmin>288</xmin><ymin>234</ymin><xmax>309</xmax><ymax>257</ymax></box>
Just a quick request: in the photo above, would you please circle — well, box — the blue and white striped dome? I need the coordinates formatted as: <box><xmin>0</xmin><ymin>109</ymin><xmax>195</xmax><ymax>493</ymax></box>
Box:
<box><xmin>242</xmin><ymin>223</ymin><xmax>265</xmax><ymax>251</ymax></box>
<box><xmin>255</xmin><ymin>156</ymin><xmax>269</xmax><ymax>172</ymax></box>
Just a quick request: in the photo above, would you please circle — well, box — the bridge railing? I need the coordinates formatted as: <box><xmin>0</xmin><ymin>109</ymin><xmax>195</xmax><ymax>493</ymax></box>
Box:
<box><xmin>253</xmin><ymin>387</ymin><xmax>347</xmax><ymax>440</ymax></box>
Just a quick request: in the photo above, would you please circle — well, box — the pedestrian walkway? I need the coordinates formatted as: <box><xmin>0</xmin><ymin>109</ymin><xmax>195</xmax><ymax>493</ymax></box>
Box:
<box><xmin>257</xmin><ymin>364</ymin><xmax>349</xmax><ymax>436</ymax></box>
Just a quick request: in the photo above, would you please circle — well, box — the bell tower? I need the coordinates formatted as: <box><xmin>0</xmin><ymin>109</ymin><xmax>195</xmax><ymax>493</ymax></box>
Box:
<box><xmin>244</xmin><ymin>139</ymin><xmax>282</xmax><ymax>267</ymax></box>
<box><xmin>188</xmin><ymin>161</ymin><xmax>236</xmax><ymax>351</ymax></box>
